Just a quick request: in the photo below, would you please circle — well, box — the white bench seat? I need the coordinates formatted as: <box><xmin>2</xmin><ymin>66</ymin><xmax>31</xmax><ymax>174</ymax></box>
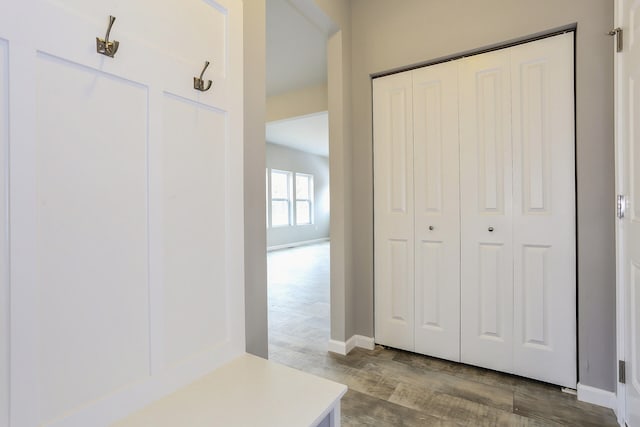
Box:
<box><xmin>112</xmin><ymin>354</ymin><xmax>348</xmax><ymax>427</ymax></box>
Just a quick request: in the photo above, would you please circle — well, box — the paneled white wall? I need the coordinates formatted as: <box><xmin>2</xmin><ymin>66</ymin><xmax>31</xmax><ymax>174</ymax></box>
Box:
<box><xmin>4</xmin><ymin>1</ymin><xmax>245</xmax><ymax>426</ymax></box>
<box><xmin>161</xmin><ymin>95</ymin><xmax>230</xmax><ymax>367</ymax></box>
<box><xmin>34</xmin><ymin>54</ymin><xmax>151</xmax><ymax>423</ymax></box>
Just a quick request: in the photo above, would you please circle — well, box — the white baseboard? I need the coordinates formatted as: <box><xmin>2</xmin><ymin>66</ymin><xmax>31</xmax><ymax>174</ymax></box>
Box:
<box><xmin>327</xmin><ymin>339</ymin><xmax>349</xmax><ymax>355</ymax></box>
<box><xmin>328</xmin><ymin>335</ymin><xmax>375</xmax><ymax>356</ymax></box>
<box><xmin>355</xmin><ymin>335</ymin><xmax>375</xmax><ymax>350</ymax></box>
<box><xmin>577</xmin><ymin>383</ymin><xmax>617</xmax><ymax>410</ymax></box>
<box><xmin>267</xmin><ymin>238</ymin><xmax>329</xmax><ymax>252</ymax></box>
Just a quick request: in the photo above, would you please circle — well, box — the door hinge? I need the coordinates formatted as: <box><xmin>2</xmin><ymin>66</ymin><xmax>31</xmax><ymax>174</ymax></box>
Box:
<box><xmin>619</xmin><ymin>360</ymin><xmax>626</xmax><ymax>383</ymax></box>
<box><xmin>617</xmin><ymin>194</ymin><xmax>626</xmax><ymax>219</ymax></box>
<box><xmin>609</xmin><ymin>27</ymin><xmax>623</xmax><ymax>52</ymax></box>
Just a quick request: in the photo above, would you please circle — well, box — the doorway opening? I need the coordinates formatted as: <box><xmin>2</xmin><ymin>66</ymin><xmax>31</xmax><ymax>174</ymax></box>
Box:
<box><xmin>265</xmin><ymin>0</ymin><xmax>331</xmax><ymax>361</ymax></box>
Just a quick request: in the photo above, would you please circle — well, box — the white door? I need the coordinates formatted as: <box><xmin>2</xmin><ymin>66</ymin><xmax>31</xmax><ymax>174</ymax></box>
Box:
<box><xmin>510</xmin><ymin>33</ymin><xmax>576</xmax><ymax>388</ymax></box>
<box><xmin>6</xmin><ymin>1</ymin><xmax>244</xmax><ymax>426</ymax></box>
<box><xmin>373</xmin><ymin>71</ymin><xmax>415</xmax><ymax>352</ymax></box>
<box><xmin>412</xmin><ymin>62</ymin><xmax>461</xmax><ymax>361</ymax></box>
<box><xmin>617</xmin><ymin>0</ymin><xmax>640</xmax><ymax>423</ymax></box>
<box><xmin>459</xmin><ymin>50</ymin><xmax>515</xmax><ymax>373</ymax></box>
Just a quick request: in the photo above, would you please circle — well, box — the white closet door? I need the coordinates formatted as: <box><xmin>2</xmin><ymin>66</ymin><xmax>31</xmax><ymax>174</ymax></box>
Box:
<box><xmin>373</xmin><ymin>71</ymin><xmax>415</xmax><ymax>351</ymax></box>
<box><xmin>459</xmin><ymin>50</ymin><xmax>514</xmax><ymax>372</ymax></box>
<box><xmin>412</xmin><ymin>62</ymin><xmax>461</xmax><ymax>361</ymax></box>
<box><xmin>619</xmin><ymin>0</ymin><xmax>640</xmax><ymax>421</ymax></box>
<box><xmin>511</xmin><ymin>33</ymin><xmax>576</xmax><ymax>388</ymax></box>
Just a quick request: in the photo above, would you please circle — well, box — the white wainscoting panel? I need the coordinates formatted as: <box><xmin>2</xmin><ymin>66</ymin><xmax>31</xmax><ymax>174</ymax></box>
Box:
<box><xmin>161</xmin><ymin>93</ymin><xmax>229</xmax><ymax>367</ymax></box>
<box><xmin>35</xmin><ymin>53</ymin><xmax>150</xmax><ymax>423</ymax></box>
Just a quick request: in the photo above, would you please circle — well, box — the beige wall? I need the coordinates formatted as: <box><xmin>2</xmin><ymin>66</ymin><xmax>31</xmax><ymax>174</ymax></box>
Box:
<box><xmin>351</xmin><ymin>0</ymin><xmax>615</xmax><ymax>391</ymax></box>
<box><xmin>266</xmin><ymin>83</ymin><xmax>328</xmax><ymax>122</ymax></box>
<box><xmin>243</xmin><ymin>0</ymin><xmax>268</xmax><ymax>359</ymax></box>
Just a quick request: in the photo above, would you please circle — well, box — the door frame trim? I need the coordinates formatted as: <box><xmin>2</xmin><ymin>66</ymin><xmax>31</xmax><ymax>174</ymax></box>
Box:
<box><xmin>614</xmin><ymin>0</ymin><xmax>627</xmax><ymax>423</ymax></box>
<box><xmin>370</xmin><ymin>24</ymin><xmax>577</xmax><ymax>81</ymax></box>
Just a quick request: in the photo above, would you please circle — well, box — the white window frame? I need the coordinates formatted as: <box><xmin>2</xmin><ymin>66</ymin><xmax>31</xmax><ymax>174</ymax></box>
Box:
<box><xmin>294</xmin><ymin>173</ymin><xmax>314</xmax><ymax>226</ymax></box>
<box><xmin>269</xmin><ymin>169</ymin><xmax>292</xmax><ymax>228</ymax></box>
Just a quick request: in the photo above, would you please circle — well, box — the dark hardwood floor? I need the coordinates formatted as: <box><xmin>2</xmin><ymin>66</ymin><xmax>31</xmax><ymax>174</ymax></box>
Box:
<box><xmin>267</xmin><ymin>242</ymin><xmax>618</xmax><ymax>427</ymax></box>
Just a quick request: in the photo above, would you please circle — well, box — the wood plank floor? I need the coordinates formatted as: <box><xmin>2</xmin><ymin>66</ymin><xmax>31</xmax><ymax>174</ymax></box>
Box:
<box><xmin>267</xmin><ymin>242</ymin><xmax>619</xmax><ymax>426</ymax></box>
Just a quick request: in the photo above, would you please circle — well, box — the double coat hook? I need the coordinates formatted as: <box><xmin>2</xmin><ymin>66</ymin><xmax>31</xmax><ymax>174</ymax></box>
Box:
<box><xmin>194</xmin><ymin>61</ymin><xmax>213</xmax><ymax>92</ymax></box>
<box><xmin>96</xmin><ymin>15</ymin><xmax>119</xmax><ymax>58</ymax></box>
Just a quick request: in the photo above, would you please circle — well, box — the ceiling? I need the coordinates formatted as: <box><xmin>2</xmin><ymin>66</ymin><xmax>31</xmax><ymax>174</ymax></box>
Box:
<box><xmin>266</xmin><ymin>0</ymin><xmax>331</xmax><ymax>156</ymax></box>
<box><xmin>266</xmin><ymin>0</ymin><xmax>328</xmax><ymax>97</ymax></box>
<box><xmin>266</xmin><ymin>112</ymin><xmax>329</xmax><ymax>157</ymax></box>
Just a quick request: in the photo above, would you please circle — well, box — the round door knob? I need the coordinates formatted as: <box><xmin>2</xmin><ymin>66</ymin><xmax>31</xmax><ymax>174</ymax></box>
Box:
<box><xmin>488</xmin><ymin>227</ymin><xmax>494</xmax><ymax>232</ymax></box>
<box><xmin>428</xmin><ymin>226</ymin><xmax>434</xmax><ymax>231</ymax></box>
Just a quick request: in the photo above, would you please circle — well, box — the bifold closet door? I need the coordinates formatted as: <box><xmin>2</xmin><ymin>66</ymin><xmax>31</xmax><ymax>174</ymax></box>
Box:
<box><xmin>459</xmin><ymin>49</ymin><xmax>514</xmax><ymax>373</ymax></box>
<box><xmin>412</xmin><ymin>62</ymin><xmax>461</xmax><ymax>361</ymax></box>
<box><xmin>373</xmin><ymin>72</ymin><xmax>415</xmax><ymax>352</ymax></box>
<box><xmin>374</xmin><ymin>33</ymin><xmax>576</xmax><ymax>388</ymax></box>
<box><xmin>510</xmin><ymin>33</ymin><xmax>576</xmax><ymax>388</ymax></box>
<box><xmin>459</xmin><ymin>33</ymin><xmax>576</xmax><ymax>388</ymax></box>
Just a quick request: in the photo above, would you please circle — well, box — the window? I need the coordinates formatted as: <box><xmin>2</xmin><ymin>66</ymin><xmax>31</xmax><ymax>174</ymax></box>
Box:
<box><xmin>266</xmin><ymin>168</ymin><xmax>314</xmax><ymax>228</ymax></box>
<box><xmin>270</xmin><ymin>169</ymin><xmax>291</xmax><ymax>227</ymax></box>
<box><xmin>295</xmin><ymin>173</ymin><xmax>314</xmax><ymax>225</ymax></box>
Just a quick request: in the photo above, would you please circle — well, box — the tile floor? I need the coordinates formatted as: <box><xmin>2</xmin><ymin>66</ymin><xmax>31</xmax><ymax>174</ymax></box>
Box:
<box><xmin>267</xmin><ymin>242</ymin><xmax>618</xmax><ymax>426</ymax></box>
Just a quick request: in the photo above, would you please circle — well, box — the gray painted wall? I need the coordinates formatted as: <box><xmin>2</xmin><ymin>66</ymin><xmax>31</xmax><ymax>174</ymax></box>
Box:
<box><xmin>350</xmin><ymin>0</ymin><xmax>615</xmax><ymax>391</ymax></box>
<box><xmin>319</xmin><ymin>0</ymin><xmax>354</xmax><ymax>343</ymax></box>
<box><xmin>243</xmin><ymin>0</ymin><xmax>268</xmax><ymax>359</ymax></box>
<box><xmin>266</xmin><ymin>143</ymin><xmax>330</xmax><ymax>248</ymax></box>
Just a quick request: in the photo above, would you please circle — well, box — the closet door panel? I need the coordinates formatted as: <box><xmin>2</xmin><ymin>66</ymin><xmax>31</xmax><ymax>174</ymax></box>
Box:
<box><xmin>511</xmin><ymin>33</ymin><xmax>576</xmax><ymax>388</ymax></box>
<box><xmin>459</xmin><ymin>51</ymin><xmax>514</xmax><ymax>372</ymax></box>
<box><xmin>373</xmin><ymin>72</ymin><xmax>414</xmax><ymax>351</ymax></box>
<box><xmin>412</xmin><ymin>62</ymin><xmax>460</xmax><ymax>361</ymax></box>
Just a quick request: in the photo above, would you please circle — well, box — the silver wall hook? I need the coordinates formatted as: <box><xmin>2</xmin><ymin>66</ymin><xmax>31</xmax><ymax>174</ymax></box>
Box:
<box><xmin>194</xmin><ymin>61</ymin><xmax>213</xmax><ymax>92</ymax></box>
<box><xmin>96</xmin><ymin>15</ymin><xmax>119</xmax><ymax>58</ymax></box>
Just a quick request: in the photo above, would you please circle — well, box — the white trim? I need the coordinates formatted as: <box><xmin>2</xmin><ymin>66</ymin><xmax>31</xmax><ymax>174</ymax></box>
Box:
<box><xmin>327</xmin><ymin>339</ymin><xmax>349</xmax><ymax>356</ymax></box>
<box><xmin>613</xmin><ymin>0</ymin><xmax>627</xmax><ymax>424</ymax></box>
<box><xmin>354</xmin><ymin>335</ymin><xmax>375</xmax><ymax>350</ymax></box>
<box><xmin>267</xmin><ymin>237</ymin><xmax>329</xmax><ymax>252</ymax></box>
<box><xmin>577</xmin><ymin>383</ymin><xmax>618</xmax><ymax>411</ymax></box>
<box><xmin>327</xmin><ymin>335</ymin><xmax>375</xmax><ymax>356</ymax></box>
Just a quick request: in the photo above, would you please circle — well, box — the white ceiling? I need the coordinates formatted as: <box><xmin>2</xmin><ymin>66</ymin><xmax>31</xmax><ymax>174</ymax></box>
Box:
<box><xmin>266</xmin><ymin>0</ymin><xmax>331</xmax><ymax>156</ymax></box>
<box><xmin>266</xmin><ymin>112</ymin><xmax>329</xmax><ymax>157</ymax></box>
<box><xmin>266</xmin><ymin>0</ymin><xmax>328</xmax><ymax>97</ymax></box>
